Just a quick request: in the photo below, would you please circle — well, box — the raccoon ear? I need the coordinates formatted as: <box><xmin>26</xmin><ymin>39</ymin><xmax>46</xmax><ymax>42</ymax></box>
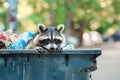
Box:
<box><xmin>38</xmin><ymin>24</ymin><xmax>47</xmax><ymax>33</ymax></box>
<box><xmin>56</xmin><ymin>24</ymin><xmax>64</xmax><ymax>33</ymax></box>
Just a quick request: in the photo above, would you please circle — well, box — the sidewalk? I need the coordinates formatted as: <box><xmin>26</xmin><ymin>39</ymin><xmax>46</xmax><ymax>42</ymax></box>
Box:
<box><xmin>92</xmin><ymin>42</ymin><xmax>120</xmax><ymax>80</ymax></box>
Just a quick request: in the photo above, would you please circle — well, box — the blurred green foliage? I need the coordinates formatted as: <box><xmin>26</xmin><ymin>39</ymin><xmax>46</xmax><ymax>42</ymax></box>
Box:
<box><xmin>0</xmin><ymin>0</ymin><xmax>8</xmax><ymax>30</ymax></box>
<box><xmin>0</xmin><ymin>0</ymin><xmax>120</xmax><ymax>35</ymax></box>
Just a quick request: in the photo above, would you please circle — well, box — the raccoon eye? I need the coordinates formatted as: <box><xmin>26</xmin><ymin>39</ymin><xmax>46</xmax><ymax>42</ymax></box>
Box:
<box><xmin>39</xmin><ymin>39</ymin><xmax>50</xmax><ymax>45</ymax></box>
<box><xmin>54</xmin><ymin>39</ymin><xmax>62</xmax><ymax>44</ymax></box>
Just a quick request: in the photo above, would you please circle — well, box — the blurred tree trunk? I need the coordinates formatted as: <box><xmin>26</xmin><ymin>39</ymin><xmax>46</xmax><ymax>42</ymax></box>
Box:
<box><xmin>8</xmin><ymin>0</ymin><xmax>18</xmax><ymax>32</ymax></box>
<box><xmin>64</xmin><ymin>0</ymin><xmax>72</xmax><ymax>43</ymax></box>
<box><xmin>79</xmin><ymin>20</ymin><xmax>88</xmax><ymax>46</ymax></box>
<box><xmin>50</xmin><ymin>0</ymin><xmax>55</xmax><ymax>26</ymax></box>
<box><xmin>64</xmin><ymin>0</ymin><xmax>88</xmax><ymax>46</ymax></box>
<box><xmin>65</xmin><ymin>11</ymin><xmax>72</xmax><ymax>40</ymax></box>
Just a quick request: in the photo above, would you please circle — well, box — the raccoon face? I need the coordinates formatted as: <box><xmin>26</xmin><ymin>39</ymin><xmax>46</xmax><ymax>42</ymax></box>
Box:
<box><xmin>33</xmin><ymin>24</ymin><xmax>65</xmax><ymax>50</ymax></box>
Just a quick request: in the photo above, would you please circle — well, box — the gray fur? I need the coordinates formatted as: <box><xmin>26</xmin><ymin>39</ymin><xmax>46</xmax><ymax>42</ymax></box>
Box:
<box><xmin>25</xmin><ymin>24</ymin><xmax>65</xmax><ymax>50</ymax></box>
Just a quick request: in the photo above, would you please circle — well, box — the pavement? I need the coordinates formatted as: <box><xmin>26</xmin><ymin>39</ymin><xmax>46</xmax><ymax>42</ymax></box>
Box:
<box><xmin>92</xmin><ymin>42</ymin><xmax>120</xmax><ymax>80</ymax></box>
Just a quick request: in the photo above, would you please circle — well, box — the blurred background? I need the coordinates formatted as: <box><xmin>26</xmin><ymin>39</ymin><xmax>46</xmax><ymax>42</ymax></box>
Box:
<box><xmin>0</xmin><ymin>0</ymin><xmax>120</xmax><ymax>80</ymax></box>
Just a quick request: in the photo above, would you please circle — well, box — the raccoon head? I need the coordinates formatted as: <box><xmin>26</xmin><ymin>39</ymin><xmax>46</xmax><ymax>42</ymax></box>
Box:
<box><xmin>33</xmin><ymin>24</ymin><xmax>65</xmax><ymax>51</ymax></box>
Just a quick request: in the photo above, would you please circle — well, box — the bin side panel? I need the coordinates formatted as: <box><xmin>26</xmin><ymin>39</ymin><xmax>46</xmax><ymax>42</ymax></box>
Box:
<box><xmin>65</xmin><ymin>72</ymin><xmax>89</xmax><ymax>80</ymax></box>
<box><xmin>0</xmin><ymin>54</ymin><xmax>97</xmax><ymax>80</ymax></box>
<box><xmin>67</xmin><ymin>54</ymin><xmax>97</xmax><ymax>72</ymax></box>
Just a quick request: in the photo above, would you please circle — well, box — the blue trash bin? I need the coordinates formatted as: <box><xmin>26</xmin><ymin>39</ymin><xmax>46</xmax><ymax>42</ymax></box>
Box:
<box><xmin>0</xmin><ymin>48</ymin><xmax>101</xmax><ymax>80</ymax></box>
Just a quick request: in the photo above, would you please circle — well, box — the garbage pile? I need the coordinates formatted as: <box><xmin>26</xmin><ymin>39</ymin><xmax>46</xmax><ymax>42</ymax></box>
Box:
<box><xmin>0</xmin><ymin>29</ymin><xmax>34</xmax><ymax>49</ymax></box>
<box><xmin>0</xmin><ymin>29</ymin><xmax>16</xmax><ymax>49</ymax></box>
<box><xmin>0</xmin><ymin>29</ymin><xmax>75</xmax><ymax>50</ymax></box>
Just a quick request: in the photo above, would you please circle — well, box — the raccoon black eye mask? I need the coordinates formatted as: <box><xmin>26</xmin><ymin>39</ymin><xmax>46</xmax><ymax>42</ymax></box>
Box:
<box><xmin>39</xmin><ymin>39</ymin><xmax>62</xmax><ymax>45</ymax></box>
<box><xmin>54</xmin><ymin>39</ymin><xmax>62</xmax><ymax>44</ymax></box>
<box><xmin>39</xmin><ymin>39</ymin><xmax>50</xmax><ymax>45</ymax></box>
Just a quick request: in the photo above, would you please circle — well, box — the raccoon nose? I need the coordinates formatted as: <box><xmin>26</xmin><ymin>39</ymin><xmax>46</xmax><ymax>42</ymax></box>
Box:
<box><xmin>50</xmin><ymin>46</ymin><xmax>55</xmax><ymax>50</ymax></box>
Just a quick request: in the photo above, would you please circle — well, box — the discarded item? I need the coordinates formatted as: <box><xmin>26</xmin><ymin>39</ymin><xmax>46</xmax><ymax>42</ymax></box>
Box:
<box><xmin>0</xmin><ymin>40</ymin><xmax>11</xmax><ymax>49</ymax></box>
<box><xmin>0</xmin><ymin>30</ymin><xmax>13</xmax><ymax>49</ymax></box>
<box><xmin>0</xmin><ymin>34</ymin><xmax>7</xmax><ymax>41</ymax></box>
<box><xmin>10</xmin><ymin>32</ymin><xmax>35</xmax><ymax>49</ymax></box>
<box><xmin>5</xmin><ymin>29</ymin><xmax>18</xmax><ymax>43</ymax></box>
<box><xmin>0</xmin><ymin>28</ymin><xmax>75</xmax><ymax>50</ymax></box>
<box><xmin>10</xmin><ymin>39</ymin><xmax>26</xmax><ymax>49</ymax></box>
<box><xmin>63</xmin><ymin>44</ymin><xmax>75</xmax><ymax>50</ymax></box>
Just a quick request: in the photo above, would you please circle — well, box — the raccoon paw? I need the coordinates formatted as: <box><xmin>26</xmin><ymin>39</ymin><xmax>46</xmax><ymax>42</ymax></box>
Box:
<box><xmin>35</xmin><ymin>47</ymin><xmax>45</xmax><ymax>54</ymax></box>
<box><xmin>56</xmin><ymin>47</ymin><xmax>62</xmax><ymax>51</ymax></box>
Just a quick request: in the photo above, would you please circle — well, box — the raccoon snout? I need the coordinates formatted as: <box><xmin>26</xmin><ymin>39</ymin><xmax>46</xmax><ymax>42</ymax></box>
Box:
<box><xmin>50</xmin><ymin>46</ymin><xmax>55</xmax><ymax>50</ymax></box>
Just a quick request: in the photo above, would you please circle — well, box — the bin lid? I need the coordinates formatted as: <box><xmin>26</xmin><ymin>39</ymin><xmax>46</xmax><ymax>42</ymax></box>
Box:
<box><xmin>0</xmin><ymin>48</ymin><xmax>101</xmax><ymax>58</ymax></box>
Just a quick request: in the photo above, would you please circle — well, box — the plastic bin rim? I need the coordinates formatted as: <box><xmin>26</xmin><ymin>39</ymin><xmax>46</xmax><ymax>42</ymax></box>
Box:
<box><xmin>0</xmin><ymin>48</ymin><xmax>101</xmax><ymax>58</ymax></box>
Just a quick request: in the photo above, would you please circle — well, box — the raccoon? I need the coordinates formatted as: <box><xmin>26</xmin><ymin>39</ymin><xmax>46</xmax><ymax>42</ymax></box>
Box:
<box><xmin>25</xmin><ymin>24</ymin><xmax>65</xmax><ymax>51</ymax></box>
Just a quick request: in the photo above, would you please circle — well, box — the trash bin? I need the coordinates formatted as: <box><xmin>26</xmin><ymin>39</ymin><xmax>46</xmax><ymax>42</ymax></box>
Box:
<box><xmin>0</xmin><ymin>48</ymin><xmax>101</xmax><ymax>80</ymax></box>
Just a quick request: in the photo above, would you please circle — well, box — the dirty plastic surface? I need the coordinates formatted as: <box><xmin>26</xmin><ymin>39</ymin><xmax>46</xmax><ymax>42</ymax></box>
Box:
<box><xmin>0</xmin><ymin>49</ymin><xmax>101</xmax><ymax>80</ymax></box>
